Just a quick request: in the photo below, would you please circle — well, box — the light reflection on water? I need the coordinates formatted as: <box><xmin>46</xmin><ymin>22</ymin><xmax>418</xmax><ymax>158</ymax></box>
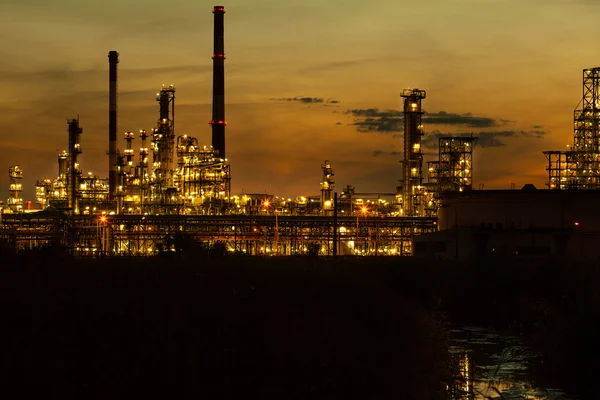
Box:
<box><xmin>450</xmin><ymin>326</ymin><xmax>575</xmax><ymax>400</ymax></box>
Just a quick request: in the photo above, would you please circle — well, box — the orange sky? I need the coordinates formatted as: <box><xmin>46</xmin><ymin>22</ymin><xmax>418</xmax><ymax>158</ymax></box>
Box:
<box><xmin>2</xmin><ymin>0</ymin><xmax>600</xmax><ymax>202</ymax></box>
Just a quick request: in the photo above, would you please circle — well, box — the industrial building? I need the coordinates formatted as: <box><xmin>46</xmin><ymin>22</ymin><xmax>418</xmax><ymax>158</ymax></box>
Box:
<box><xmin>416</xmin><ymin>68</ymin><xmax>600</xmax><ymax>261</ymax></box>
<box><xmin>544</xmin><ymin>68</ymin><xmax>600</xmax><ymax>189</ymax></box>
<box><xmin>416</xmin><ymin>187</ymin><xmax>600</xmax><ymax>261</ymax></box>
<box><xmin>2</xmin><ymin>6</ymin><xmax>599</xmax><ymax>260</ymax></box>
<box><xmin>0</xmin><ymin>6</ymin><xmax>438</xmax><ymax>257</ymax></box>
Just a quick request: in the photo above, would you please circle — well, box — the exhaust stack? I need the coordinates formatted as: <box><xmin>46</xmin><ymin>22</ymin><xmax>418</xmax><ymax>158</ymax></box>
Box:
<box><xmin>210</xmin><ymin>6</ymin><xmax>226</xmax><ymax>159</ymax></box>
<box><xmin>108</xmin><ymin>50</ymin><xmax>119</xmax><ymax>201</ymax></box>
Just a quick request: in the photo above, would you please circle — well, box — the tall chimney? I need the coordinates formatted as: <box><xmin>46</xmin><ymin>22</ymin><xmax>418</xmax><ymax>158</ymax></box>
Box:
<box><xmin>108</xmin><ymin>50</ymin><xmax>119</xmax><ymax>201</ymax></box>
<box><xmin>210</xmin><ymin>6</ymin><xmax>226</xmax><ymax>159</ymax></box>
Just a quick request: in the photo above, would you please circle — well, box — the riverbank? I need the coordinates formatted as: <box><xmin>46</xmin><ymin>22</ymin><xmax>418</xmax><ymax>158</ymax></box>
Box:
<box><xmin>374</xmin><ymin>257</ymin><xmax>599</xmax><ymax>398</ymax></box>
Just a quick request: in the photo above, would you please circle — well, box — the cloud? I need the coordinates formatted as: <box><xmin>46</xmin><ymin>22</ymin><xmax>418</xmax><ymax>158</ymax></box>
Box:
<box><xmin>344</xmin><ymin>108</ymin><xmax>404</xmax><ymax>133</ymax></box>
<box><xmin>345</xmin><ymin>108</ymin><xmax>403</xmax><ymax>118</ymax></box>
<box><xmin>344</xmin><ymin>108</ymin><xmax>508</xmax><ymax>133</ymax></box>
<box><xmin>270</xmin><ymin>97</ymin><xmax>340</xmax><ymax>106</ymax></box>
<box><xmin>353</xmin><ymin>117</ymin><xmax>404</xmax><ymax>133</ymax></box>
<box><xmin>271</xmin><ymin>97</ymin><xmax>324</xmax><ymax>104</ymax></box>
<box><xmin>422</xmin><ymin>111</ymin><xmax>506</xmax><ymax>128</ymax></box>
<box><xmin>421</xmin><ymin>129</ymin><xmax>549</xmax><ymax>149</ymax></box>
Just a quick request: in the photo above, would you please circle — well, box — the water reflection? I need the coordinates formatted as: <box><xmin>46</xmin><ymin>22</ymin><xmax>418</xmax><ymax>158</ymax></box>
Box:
<box><xmin>450</xmin><ymin>326</ymin><xmax>574</xmax><ymax>400</ymax></box>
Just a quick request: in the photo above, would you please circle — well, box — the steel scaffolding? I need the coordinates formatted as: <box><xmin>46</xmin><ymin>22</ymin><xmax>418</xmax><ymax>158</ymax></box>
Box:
<box><xmin>428</xmin><ymin>136</ymin><xmax>476</xmax><ymax>192</ymax></box>
<box><xmin>0</xmin><ymin>213</ymin><xmax>437</xmax><ymax>257</ymax></box>
<box><xmin>545</xmin><ymin>67</ymin><xmax>600</xmax><ymax>189</ymax></box>
<box><xmin>150</xmin><ymin>85</ymin><xmax>177</xmax><ymax>210</ymax></box>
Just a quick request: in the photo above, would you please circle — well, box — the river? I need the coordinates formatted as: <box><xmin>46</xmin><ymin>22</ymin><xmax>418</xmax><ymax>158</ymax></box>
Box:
<box><xmin>450</xmin><ymin>326</ymin><xmax>577</xmax><ymax>400</ymax></box>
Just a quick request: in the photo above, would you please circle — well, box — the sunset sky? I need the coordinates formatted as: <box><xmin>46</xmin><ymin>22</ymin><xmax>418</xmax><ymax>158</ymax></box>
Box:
<box><xmin>2</xmin><ymin>0</ymin><xmax>600</xmax><ymax>202</ymax></box>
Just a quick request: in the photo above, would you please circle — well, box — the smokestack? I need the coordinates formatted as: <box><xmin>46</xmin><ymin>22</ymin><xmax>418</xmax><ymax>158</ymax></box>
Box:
<box><xmin>210</xmin><ymin>6</ymin><xmax>226</xmax><ymax>159</ymax></box>
<box><xmin>108</xmin><ymin>50</ymin><xmax>119</xmax><ymax>201</ymax></box>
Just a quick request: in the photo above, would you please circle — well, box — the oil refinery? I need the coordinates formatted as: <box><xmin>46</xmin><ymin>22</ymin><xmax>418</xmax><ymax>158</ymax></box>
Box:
<box><xmin>1</xmin><ymin>5</ymin><xmax>600</xmax><ymax>260</ymax></box>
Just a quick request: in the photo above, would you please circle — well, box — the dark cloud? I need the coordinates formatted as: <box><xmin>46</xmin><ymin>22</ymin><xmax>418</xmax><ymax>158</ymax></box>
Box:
<box><xmin>345</xmin><ymin>108</ymin><xmax>403</xmax><ymax>118</ymax></box>
<box><xmin>421</xmin><ymin>129</ymin><xmax>549</xmax><ymax>149</ymax></box>
<box><xmin>344</xmin><ymin>108</ymin><xmax>508</xmax><ymax>133</ymax></box>
<box><xmin>532</xmin><ymin>125</ymin><xmax>543</xmax><ymax>129</ymax></box>
<box><xmin>270</xmin><ymin>97</ymin><xmax>340</xmax><ymax>105</ymax></box>
<box><xmin>423</xmin><ymin>111</ymin><xmax>506</xmax><ymax>128</ymax></box>
<box><xmin>271</xmin><ymin>97</ymin><xmax>324</xmax><ymax>103</ymax></box>
<box><xmin>336</xmin><ymin>122</ymin><xmax>343</xmax><ymax>125</ymax></box>
<box><xmin>353</xmin><ymin>117</ymin><xmax>403</xmax><ymax>133</ymax></box>
<box><xmin>344</xmin><ymin>108</ymin><xmax>403</xmax><ymax>132</ymax></box>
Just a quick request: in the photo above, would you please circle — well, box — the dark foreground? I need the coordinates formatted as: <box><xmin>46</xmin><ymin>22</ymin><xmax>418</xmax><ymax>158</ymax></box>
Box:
<box><xmin>1</xmin><ymin>251</ymin><xmax>598</xmax><ymax>399</ymax></box>
<box><xmin>0</xmin><ymin>254</ymin><xmax>454</xmax><ymax>399</ymax></box>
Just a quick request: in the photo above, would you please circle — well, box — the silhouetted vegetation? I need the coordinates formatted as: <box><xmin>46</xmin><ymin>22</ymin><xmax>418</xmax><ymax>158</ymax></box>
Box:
<box><xmin>2</xmin><ymin>250</ymin><xmax>594</xmax><ymax>398</ymax></box>
<box><xmin>0</xmin><ymin>254</ymin><xmax>455</xmax><ymax>399</ymax></box>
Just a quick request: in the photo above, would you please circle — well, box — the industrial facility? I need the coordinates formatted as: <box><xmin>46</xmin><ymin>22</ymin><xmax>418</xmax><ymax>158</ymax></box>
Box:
<box><xmin>417</xmin><ymin>67</ymin><xmax>600</xmax><ymax>262</ymax></box>
<box><xmin>1</xmin><ymin>5</ymin><xmax>599</xmax><ymax>260</ymax></box>
<box><xmin>544</xmin><ymin>67</ymin><xmax>600</xmax><ymax>190</ymax></box>
<box><xmin>0</xmin><ymin>6</ymin><xmax>439</xmax><ymax>257</ymax></box>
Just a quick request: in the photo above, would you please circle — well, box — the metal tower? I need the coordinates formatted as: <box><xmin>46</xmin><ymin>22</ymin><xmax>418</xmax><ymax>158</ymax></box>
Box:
<box><xmin>571</xmin><ymin>67</ymin><xmax>600</xmax><ymax>188</ymax></box>
<box><xmin>67</xmin><ymin>118</ymin><xmax>83</xmax><ymax>214</ymax></box>
<box><xmin>124</xmin><ymin>131</ymin><xmax>135</xmax><ymax>179</ymax></box>
<box><xmin>544</xmin><ymin>67</ymin><xmax>600</xmax><ymax>189</ymax></box>
<box><xmin>152</xmin><ymin>85</ymin><xmax>176</xmax><ymax>191</ymax></box>
<box><xmin>320</xmin><ymin>160</ymin><xmax>334</xmax><ymax>215</ymax></box>
<box><xmin>401</xmin><ymin>88</ymin><xmax>426</xmax><ymax>216</ymax></box>
<box><xmin>430</xmin><ymin>136</ymin><xmax>477</xmax><ymax>192</ymax></box>
<box><xmin>210</xmin><ymin>6</ymin><xmax>227</xmax><ymax>159</ymax></box>
<box><xmin>7</xmin><ymin>165</ymin><xmax>23</xmax><ymax>213</ymax></box>
<box><xmin>35</xmin><ymin>178</ymin><xmax>52</xmax><ymax>209</ymax></box>
<box><xmin>108</xmin><ymin>51</ymin><xmax>119</xmax><ymax>202</ymax></box>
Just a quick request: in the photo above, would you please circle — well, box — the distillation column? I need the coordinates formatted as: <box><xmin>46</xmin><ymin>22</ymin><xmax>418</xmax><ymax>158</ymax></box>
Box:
<box><xmin>210</xmin><ymin>6</ymin><xmax>227</xmax><ymax>159</ymax></box>
<box><xmin>124</xmin><ymin>131</ymin><xmax>135</xmax><ymax>179</ymax></box>
<box><xmin>67</xmin><ymin>118</ymin><xmax>83</xmax><ymax>214</ymax></box>
<box><xmin>401</xmin><ymin>88</ymin><xmax>426</xmax><ymax>216</ymax></box>
<box><xmin>139</xmin><ymin>129</ymin><xmax>149</xmax><ymax>210</ymax></box>
<box><xmin>320</xmin><ymin>160</ymin><xmax>335</xmax><ymax>216</ymax></box>
<box><xmin>152</xmin><ymin>86</ymin><xmax>176</xmax><ymax>191</ymax></box>
<box><xmin>108</xmin><ymin>51</ymin><xmax>119</xmax><ymax>202</ymax></box>
<box><xmin>7</xmin><ymin>165</ymin><xmax>24</xmax><ymax>213</ymax></box>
